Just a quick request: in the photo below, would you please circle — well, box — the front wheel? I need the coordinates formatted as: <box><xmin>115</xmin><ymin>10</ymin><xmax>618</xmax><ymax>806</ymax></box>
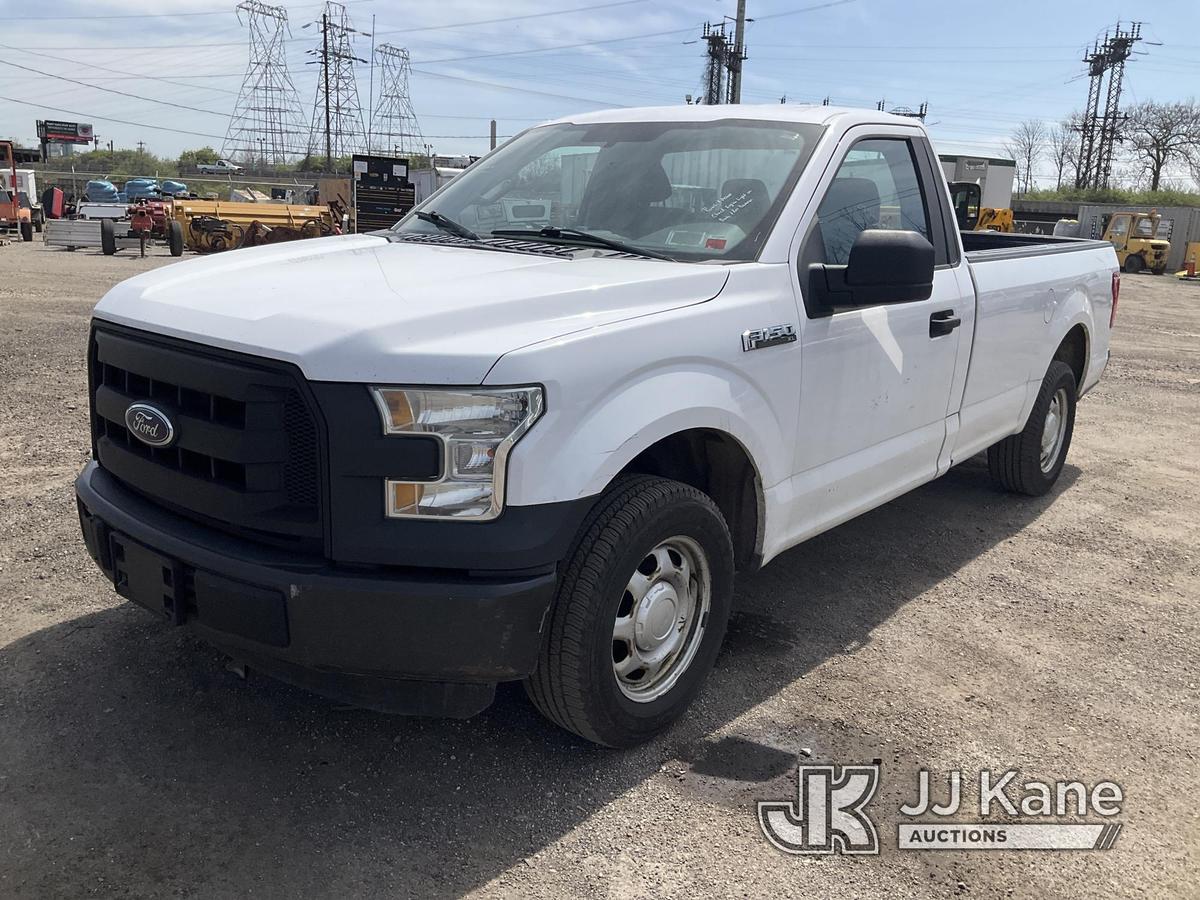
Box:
<box><xmin>1123</xmin><ymin>253</ymin><xmax>1144</xmax><ymax>275</ymax></box>
<box><xmin>100</xmin><ymin>218</ymin><xmax>116</xmax><ymax>255</ymax></box>
<box><xmin>987</xmin><ymin>360</ymin><xmax>1077</xmax><ymax>496</ymax></box>
<box><xmin>526</xmin><ymin>475</ymin><xmax>734</xmax><ymax>747</ymax></box>
<box><xmin>168</xmin><ymin>219</ymin><xmax>184</xmax><ymax>257</ymax></box>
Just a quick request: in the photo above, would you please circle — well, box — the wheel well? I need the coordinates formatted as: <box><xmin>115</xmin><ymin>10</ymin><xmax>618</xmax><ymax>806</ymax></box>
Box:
<box><xmin>1054</xmin><ymin>324</ymin><xmax>1088</xmax><ymax>392</ymax></box>
<box><xmin>619</xmin><ymin>429</ymin><xmax>763</xmax><ymax>572</ymax></box>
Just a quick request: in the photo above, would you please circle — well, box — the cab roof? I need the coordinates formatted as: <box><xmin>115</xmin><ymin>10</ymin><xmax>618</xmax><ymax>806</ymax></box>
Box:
<box><xmin>543</xmin><ymin>104</ymin><xmax>927</xmax><ymax>131</ymax></box>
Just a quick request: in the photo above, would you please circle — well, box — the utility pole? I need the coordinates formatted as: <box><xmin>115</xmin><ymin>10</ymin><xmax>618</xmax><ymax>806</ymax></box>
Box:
<box><xmin>1073</xmin><ymin>21</ymin><xmax>1143</xmax><ymax>190</ymax></box>
<box><xmin>305</xmin><ymin>2</ymin><xmax>369</xmax><ymax>172</ymax></box>
<box><xmin>729</xmin><ymin>0</ymin><xmax>747</xmax><ymax>104</ymax></box>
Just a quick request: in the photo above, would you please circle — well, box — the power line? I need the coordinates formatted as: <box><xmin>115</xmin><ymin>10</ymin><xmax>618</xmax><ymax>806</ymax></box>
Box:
<box><xmin>4</xmin><ymin>0</ymin><xmax>374</xmax><ymax>20</ymax></box>
<box><xmin>375</xmin><ymin>0</ymin><xmax>649</xmax><ymax>35</ymax></box>
<box><xmin>409</xmin><ymin>67</ymin><xmax>625</xmax><ymax>108</ymax></box>
<box><xmin>0</xmin><ymin>58</ymin><xmax>231</xmax><ymax>117</ymax></box>
<box><xmin>0</xmin><ymin>95</ymin><xmax>231</xmax><ymax>141</ymax></box>
<box><xmin>0</xmin><ymin>43</ymin><xmax>241</xmax><ymax>95</ymax></box>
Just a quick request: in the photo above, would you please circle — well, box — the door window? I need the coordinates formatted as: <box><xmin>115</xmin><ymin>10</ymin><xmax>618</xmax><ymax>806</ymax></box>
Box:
<box><xmin>807</xmin><ymin>138</ymin><xmax>931</xmax><ymax>266</ymax></box>
<box><xmin>1108</xmin><ymin>215</ymin><xmax>1130</xmax><ymax>244</ymax></box>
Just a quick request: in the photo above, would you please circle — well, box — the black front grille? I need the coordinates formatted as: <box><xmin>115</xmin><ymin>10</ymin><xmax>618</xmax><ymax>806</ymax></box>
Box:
<box><xmin>89</xmin><ymin>324</ymin><xmax>326</xmax><ymax>551</ymax></box>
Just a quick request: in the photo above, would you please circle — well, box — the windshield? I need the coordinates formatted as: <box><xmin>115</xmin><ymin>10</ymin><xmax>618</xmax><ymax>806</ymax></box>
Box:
<box><xmin>393</xmin><ymin>119</ymin><xmax>822</xmax><ymax>262</ymax></box>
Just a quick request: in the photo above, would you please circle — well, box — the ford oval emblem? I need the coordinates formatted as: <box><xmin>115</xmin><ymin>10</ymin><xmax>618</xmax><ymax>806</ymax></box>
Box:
<box><xmin>124</xmin><ymin>403</ymin><xmax>176</xmax><ymax>448</ymax></box>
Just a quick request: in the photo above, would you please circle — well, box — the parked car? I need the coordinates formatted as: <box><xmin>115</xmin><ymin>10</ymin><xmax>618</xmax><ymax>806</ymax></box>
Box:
<box><xmin>197</xmin><ymin>159</ymin><xmax>244</xmax><ymax>176</ymax></box>
<box><xmin>76</xmin><ymin>106</ymin><xmax>1118</xmax><ymax>747</ymax></box>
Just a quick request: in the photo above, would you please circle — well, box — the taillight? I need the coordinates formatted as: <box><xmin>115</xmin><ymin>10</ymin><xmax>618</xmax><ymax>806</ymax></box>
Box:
<box><xmin>1110</xmin><ymin>271</ymin><xmax>1120</xmax><ymax>328</ymax></box>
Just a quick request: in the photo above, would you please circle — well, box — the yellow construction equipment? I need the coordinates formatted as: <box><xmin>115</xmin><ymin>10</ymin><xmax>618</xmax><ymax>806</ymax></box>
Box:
<box><xmin>1101</xmin><ymin>209</ymin><xmax>1170</xmax><ymax>275</ymax></box>
<box><xmin>975</xmin><ymin>207</ymin><xmax>1014</xmax><ymax>232</ymax></box>
<box><xmin>171</xmin><ymin>199</ymin><xmax>341</xmax><ymax>253</ymax></box>
<box><xmin>949</xmin><ymin>182</ymin><xmax>1014</xmax><ymax>232</ymax></box>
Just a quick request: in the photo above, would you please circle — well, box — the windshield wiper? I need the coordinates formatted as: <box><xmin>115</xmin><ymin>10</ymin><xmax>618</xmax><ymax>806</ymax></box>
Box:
<box><xmin>414</xmin><ymin>209</ymin><xmax>479</xmax><ymax>240</ymax></box>
<box><xmin>490</xmin><ymin>226</ymin><xmax>675</xmax><ymax>261</ymax></box>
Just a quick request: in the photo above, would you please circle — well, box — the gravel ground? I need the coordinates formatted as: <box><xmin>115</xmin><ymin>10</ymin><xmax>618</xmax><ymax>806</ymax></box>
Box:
<box><xmin>0</xmin><ymin>240</ymin><xmax>1197</xmax><ymax>898</ymax></box>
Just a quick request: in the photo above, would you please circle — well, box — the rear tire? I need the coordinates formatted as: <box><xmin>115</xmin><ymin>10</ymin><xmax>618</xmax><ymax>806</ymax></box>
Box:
<box><xmin>168</xmin><ymin>220</ymin><xmax>184</xmax><ymax>257</ymax></box>
<box><xmin>526</xmin><ymin>475</ymin><xmax>734</xmax><ymax>747</ymax></box>
<box><xmin>20</xmin><ymin>220</ymin><xmax>33</xmax><ymax>242</ymax></box>
<box><xmin>987</xmin><ymin>360</ymin><xmax>1077</xmax><ymax>496</ymax></box>
<box><xmin>100</xmin><ymin>218</ymin><xmax>116</xmax><ymax>255</ymax></box>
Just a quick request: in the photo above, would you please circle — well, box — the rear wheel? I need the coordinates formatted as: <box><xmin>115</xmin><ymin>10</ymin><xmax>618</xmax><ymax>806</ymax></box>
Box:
<box><xmin>168</xmin><ymin>220</ymin><xmax>185</xmax><ymax>257</ymax></box>
<box><xmin>526</xmin><ymin>475</ymin><xmax>734</xmax><ymax>747</ymax></box>
<box><xmin>19</xmin><ymin>220</ymin><xmax>33</xmax><ymax>242</ymax></box>
<box><xmin>1123</xmin><ymin>253</ymin><xmax>1144</xmax><ymax>275</ymax></box>
<box><xmin>100</xmin><ymin>218</ymin><xmax>116</xmax><ymax>255</ymax></box>
<box><xmin>987</xmin><ymin>360</ymin><xmax>1077</xmax><ymax>496</ymax></box>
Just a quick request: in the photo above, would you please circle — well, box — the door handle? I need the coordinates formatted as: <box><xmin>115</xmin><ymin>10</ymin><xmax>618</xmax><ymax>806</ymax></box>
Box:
<box><xmin>929</xmin><ymin>309</ymin><xmax>961</xmax><ymax>338</ymax></box>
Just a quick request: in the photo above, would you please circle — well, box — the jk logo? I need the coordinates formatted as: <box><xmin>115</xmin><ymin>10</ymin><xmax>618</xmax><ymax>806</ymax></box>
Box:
<box><xmin>757</xmin><ymin>763</ymin><xmax>881</xmax><ymax>855</ymax></box>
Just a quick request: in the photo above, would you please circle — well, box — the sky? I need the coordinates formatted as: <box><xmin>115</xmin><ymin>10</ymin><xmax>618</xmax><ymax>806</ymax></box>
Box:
<box><xmin>1</xmin><ymin>0</ymin><xmax>1197</xmax><ymax>185</ymax></box>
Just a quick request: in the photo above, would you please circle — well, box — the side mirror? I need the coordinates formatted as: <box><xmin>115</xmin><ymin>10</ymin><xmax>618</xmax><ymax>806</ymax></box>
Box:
<box><xmin>948</xmin><ymin>181</ymin><xmax>981</xmax><ymax>231</ymax></box>
<box><xmin>807</xmin><ymin>229</ymin><xmax>935</xmax><ymax>311</ymax></box>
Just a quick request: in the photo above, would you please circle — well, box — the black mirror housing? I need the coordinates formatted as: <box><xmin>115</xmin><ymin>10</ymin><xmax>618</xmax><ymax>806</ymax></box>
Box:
<box><xmin>948</xmin><ymin>180</ymin><xmax>981</xmax><ymax>231</ymax></box>
<box><xmin>807</xmin><ymin>229</ymin><xmax>935</xmax><ymax>312</ymax></box>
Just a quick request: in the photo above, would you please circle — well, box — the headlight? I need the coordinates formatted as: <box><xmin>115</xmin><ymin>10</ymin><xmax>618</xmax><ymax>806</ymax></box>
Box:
<box><xmin>371</xmin><ymin>386</ymin><xmax>544</xmax><ymax>520</ymax></box>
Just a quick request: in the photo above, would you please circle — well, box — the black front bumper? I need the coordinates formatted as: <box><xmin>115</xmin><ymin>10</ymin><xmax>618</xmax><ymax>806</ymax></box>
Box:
<box><xmin>76</xmin><ymin>462</ymin><xmax>560</xmax><ymax>718</ymax></box>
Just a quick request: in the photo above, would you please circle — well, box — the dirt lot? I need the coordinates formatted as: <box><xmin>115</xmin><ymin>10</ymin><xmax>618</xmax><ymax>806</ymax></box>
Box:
<box><xmin>0</xmin><ymin>239</ymin><xmax>1197</xmax><ymax>898</ymax></box>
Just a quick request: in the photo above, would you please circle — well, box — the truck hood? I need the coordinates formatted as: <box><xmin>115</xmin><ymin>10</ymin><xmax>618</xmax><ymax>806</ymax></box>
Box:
<box><xmin>93</xmin><ymin>234</ymin><xmax>729</xmax><ymax>383</ymax></box>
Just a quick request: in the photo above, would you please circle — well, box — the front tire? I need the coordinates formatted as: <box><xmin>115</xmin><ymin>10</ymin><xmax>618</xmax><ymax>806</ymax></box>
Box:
<box><xmin>168</xmin><ymin>219</ymin><xmax>184</xmax><ymax>257</ymax></box>
<box><xmin>526</xmin><ymin>475</ymin><xmax>734</xmax><ymax>747</ymax></box>
<box><xmin>987</xmin><ymin>360</ymin><xmax>1077</xmax><ymax>496</ymax></box>
<box><xmin>100</xmin><ymin>218</ymin><xmax>116</xmax><ymax>255</ymax></box>
<box><xmin>1123</xmin><ymin>253</ymin><xmax>1143</xmax><ymax>274</ymax></box>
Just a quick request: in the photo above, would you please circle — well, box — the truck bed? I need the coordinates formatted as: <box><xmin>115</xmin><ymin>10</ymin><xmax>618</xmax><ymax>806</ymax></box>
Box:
<box><xmin>961</xmin><ymin>230</ymin><xmax>1111</xmax><ymax>261</ymax></box>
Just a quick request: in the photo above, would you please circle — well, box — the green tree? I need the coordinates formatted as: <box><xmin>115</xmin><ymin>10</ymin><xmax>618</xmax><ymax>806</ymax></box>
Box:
<box><xmin>178</xmin><ymin>146</ymin><xmax>220</xmax><ymax>171</ymax></box>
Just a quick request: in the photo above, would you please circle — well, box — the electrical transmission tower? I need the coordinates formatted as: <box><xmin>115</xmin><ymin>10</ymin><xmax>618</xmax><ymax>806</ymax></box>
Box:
<box><xmin>223</xmin><ymin>1</ymin><xmax>306</xmax><ymax>166</ymax></box>
<box><xmin>1074</xmin><ymin>21</ymin><xmax>1142</xmax><ymax>190</ymax></box>
<box><xmin>305</xmin><ymin>1</ymin><xmax>368</xmax><ymax>170</ymax></box>
<box><xmin>700</xmin><ymin>22</ymin><xmax>730</xmax><ymax>105</ymax></box>
<box><xmin>369</xmin><ymin>45</ymin><xmax>424</xmax><ymax>156</ymax></box>
<box><xmin>697</xmin><ymin>17</ymin><xmax>749</xmax><ymax>105</ymax></box>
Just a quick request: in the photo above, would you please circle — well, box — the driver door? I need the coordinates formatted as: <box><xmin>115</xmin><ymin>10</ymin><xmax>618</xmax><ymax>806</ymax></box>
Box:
<box><xmin>787</xmin><ymin>132</ymin><xmax>971</xmax><ymax>540</ymax></box>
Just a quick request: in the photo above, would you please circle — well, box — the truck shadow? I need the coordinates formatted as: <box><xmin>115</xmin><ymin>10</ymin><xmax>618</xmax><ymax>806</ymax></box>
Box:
<box><xmin>0</xmin><ymin>458</ymin><xmax>1076</xmax><ymax>896</ymax></box>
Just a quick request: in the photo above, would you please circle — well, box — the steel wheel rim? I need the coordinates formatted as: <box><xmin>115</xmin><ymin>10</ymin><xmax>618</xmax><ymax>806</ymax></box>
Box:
<box><xmin>1040</xmin><ymin>387</ymin><xmax>1069</xmax><ymax>473</ymax></box>
<box><xmin>612</xmin><ymin>535</ymin><xmax>712</xmax><ymax>703</ymax></box>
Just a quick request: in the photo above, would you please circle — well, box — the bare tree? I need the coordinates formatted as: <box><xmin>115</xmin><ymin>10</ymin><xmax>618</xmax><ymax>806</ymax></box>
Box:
<box><xmin>1005</xmin><ymin>119</ymin><xmax>1047</xmax><ymax>194</ymax></box>
<box><xmin>1125</xmin><ymin>99</ymin><xmax>1200</xmax><ymax>191</ymax></box>
<box><xmin>1046</xmin><ymin>117</ymin><xmax>1079</xmax><ymax>190</ymax></box>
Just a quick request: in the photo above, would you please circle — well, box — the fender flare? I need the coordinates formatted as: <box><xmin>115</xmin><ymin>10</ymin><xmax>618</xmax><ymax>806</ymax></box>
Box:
<box><xmin>504</xmin><ymin>366</ymin><xmax>784</xmax><ymax>508</ymax></box>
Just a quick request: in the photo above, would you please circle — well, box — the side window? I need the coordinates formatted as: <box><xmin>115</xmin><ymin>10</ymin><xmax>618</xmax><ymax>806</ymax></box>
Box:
<box><xmin>1108</xmin><ymin>215</ymin><xmax>1130</xmax><ymax>241</ymax></box>
<box><xmin>807</xmin><ymin>138</ymin><xmax>931</xmax><ymax>266</ymax></box>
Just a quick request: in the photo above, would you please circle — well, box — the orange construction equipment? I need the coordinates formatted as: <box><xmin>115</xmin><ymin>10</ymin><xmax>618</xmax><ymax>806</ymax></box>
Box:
<box><xmin>0</xmin><ymin>141</ymin><xmax>34</xmax><ymax>242</ymax></box>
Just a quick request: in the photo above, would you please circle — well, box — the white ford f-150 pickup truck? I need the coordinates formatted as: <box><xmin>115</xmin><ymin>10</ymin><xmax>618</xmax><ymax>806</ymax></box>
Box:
<box><xmin>76</xmin><ymin>106</ymin><xmax>1118</xmax><ymax>746</ymax></box>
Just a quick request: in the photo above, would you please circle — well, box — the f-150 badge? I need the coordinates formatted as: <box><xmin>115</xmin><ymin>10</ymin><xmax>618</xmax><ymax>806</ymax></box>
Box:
<box><xmin>742</xmin><ymin>324</ymin><xmax>797</xmax><ymax>352</ymax></box>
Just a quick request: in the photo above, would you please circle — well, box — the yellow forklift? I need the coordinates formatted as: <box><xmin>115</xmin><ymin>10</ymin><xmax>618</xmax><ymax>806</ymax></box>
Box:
<box><xmin>1101</xmin><ymin>209</ymin><xmax>1170</xmax><ymax>275</ymax></box>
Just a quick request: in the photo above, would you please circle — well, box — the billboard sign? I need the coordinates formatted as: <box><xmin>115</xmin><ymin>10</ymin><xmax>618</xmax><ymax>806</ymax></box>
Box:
<box><xmin>36</xmin><ymin>120</ymin><xmax>94</xmax><ymax>144</ymax></box>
